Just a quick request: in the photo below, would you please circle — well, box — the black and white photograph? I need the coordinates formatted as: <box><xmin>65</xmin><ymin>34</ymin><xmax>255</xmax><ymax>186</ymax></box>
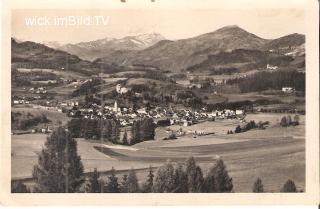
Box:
<box><xmin>1</xmin><ymin>0</ymin><xmax>319</xmax><ymax>205</ymax></box>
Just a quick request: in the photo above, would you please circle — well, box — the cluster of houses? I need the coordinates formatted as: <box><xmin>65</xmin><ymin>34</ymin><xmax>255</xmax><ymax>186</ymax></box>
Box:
<box><xmin>29</xmin><ymin>87</ymin><xmax>47</xmax><ymax>94</ymax></box>
<box><xmin>65</xmin><ymin>100</ymin><xmax>245</xmax><ymax>127</ymax></box>
<box><xmin>266</xmin><ymin>64</ymin><xmax>279</xmax><ymax>70</ymax></box>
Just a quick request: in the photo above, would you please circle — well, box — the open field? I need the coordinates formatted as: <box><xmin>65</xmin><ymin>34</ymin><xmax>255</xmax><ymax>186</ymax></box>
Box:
<box><xmin>17</xmin><ymin>68</ymin><xmax>86</xmax><ymax>79</ymax></box>
<box><xmin>11</xmin><ymin>113</ymin><xmax>305</xmax><ymax>192</ymax></box>
<box><xmin>12</xmin><ymin>106</ymin><xmax>70</xmax><ymax>127</ymax></box>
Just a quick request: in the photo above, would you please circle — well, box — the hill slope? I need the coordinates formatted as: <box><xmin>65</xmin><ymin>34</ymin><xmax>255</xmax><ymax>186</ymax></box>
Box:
<box><xmin>11</xmin><ymin>38</ymin><xmax>99</xmax><ymax>75</ymax></box>
<box><xmin>98</xmin><ymin>25</ymin><xmax>270</xmax><ymax>72</ymax></box>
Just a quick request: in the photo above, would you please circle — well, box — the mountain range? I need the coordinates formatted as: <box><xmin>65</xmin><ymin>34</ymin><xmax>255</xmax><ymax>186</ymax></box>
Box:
<box><xmin>12</xmin><ymin>25</ymin><xmax>305</xmax><ymax>74</ymax></box>
<box><xmin>46</xmin><ymin>33</ymin><xmax>165</xmax><ymax>61</ymax></box>
<box><xmin>96</xmin><ymin>25</ymin><xmax>305</xmax><ymax>72</ymax></box>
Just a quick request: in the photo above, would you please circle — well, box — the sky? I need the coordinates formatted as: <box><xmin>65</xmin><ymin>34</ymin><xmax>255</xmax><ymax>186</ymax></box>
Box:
<box><xmin>11</xmin><ymin>8</ymin><xmax>305</xmax><ymax>44</ymax></box>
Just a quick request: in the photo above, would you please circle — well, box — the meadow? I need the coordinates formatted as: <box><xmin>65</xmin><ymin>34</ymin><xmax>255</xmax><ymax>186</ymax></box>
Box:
<box><xmin>11</xmin><ymin>113</ymin><xmax>305</xmax><ymax>192</ymax></box>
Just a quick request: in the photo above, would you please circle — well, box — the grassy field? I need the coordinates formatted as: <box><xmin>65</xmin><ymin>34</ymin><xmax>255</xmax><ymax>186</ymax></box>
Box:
<box><xmin>12</xmin><ymin>107</ymin><xmax>70</xmax><ymax>127</ymax></box>
<box><xmin>11</xmin><ymin>113</ymin><xmax>305</xmax><ymax>192</ymax></box>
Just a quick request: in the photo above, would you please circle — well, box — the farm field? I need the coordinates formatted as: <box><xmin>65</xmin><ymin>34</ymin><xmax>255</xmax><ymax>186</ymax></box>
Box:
<box><xmin>11</xmin><ymin>113</ymin><xmax>305</xmax><ymax>192</ymax></box>
<box><xmin>12</xmin><ymin>106</ymin><xmax>70</xmax><ymax>127</ymax></box>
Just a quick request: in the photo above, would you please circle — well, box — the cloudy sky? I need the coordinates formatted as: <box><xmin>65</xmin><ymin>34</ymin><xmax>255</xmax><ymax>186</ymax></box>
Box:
<box><xmin>12</xmin><ymin>8</ymin><xmax>305</xmax><ymax>44</ymax></box>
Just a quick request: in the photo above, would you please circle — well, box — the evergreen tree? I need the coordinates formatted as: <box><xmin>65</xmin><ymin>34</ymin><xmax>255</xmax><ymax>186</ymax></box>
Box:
<box><xmin>286</xmin><ymin>115</ymin><xmax>292</xmax><ymax>126</ymax></box>
<box><xmin>11</xmin><ymin>181</ymin><xmax>30</xmax><ymax>193</ymax></box>
<box><xmin>122</xmin><ymin>130</ymin><xmax>128</xmax><ymax>145</ymax></box>
<box><xmin>105</xmin><ymin>167</ymin><xmax>120</xmax><ymax>193</ymax></box>
<box><xmin>33</xmin><ymin>127</ymin><xmax>84</xmax><ymax>193</ymax></box>
<box><xmin>153</xmin><ymin>161</ymin><xmax>176</xmax><ymax>192</ymax></box>
<box><xmin>127</xmin><ymin>169</ymin><xmax>140</xmax><ymax>193</ymax></box>
<box><xmin>281</xmin><ymin>179</ymin><xmax>297</xmax><ymax>192</ymax></box>
<box><xmin>203</xmin><ymin>166</ymin><xmax>217</xmax><ymax>193</ymax></box>
<box><xmin>252</xmin><ymin>177</ymin><xmax>264</xmax><ymax>193</ymax></box>
<box><xmin>120</xmin><ymin>174</ymin><xmax>128</xmax><ymax>193</ymax></box>
<box><xmin>141</xmin><ymin>118</ymin><xmax>155</xmax><ymax>141</ymax></box>
<box><xmin>173</xmin><ymin>163</ymin><xmax>188</xmax><ymax>193</ymax></box>
<box><xmin>235</xmin><ymin>125</ymin><xmax>242</xmax><ymax>133</ymax></box>
<box><xmin>194</xmin><ymin>166</ymin><xmax>204</xmax><ymax>192</ymax></box>
<box><xmin>141</xmin><ymin>166</ymin><xmax>154</xmax><ymax>193</ymax></box>
<box><xmin>110</xmin><ymin>120</ymin><xmax>120</xmax><ymax>143</ymax></box>
<box><xmin>185</xmin><ymin>156</ymin><xmax>203</xmax><ymax>192</ymax></box>
<box><xmin>210</xmin><ymin>158</ymin><xmax>233</xmax><ymax>192</ymax></box>
<box><xmin>89</xmin><ymin>168</ymin><xmax>100</xmax><ymax>193</ymax></box>
<box><xmin>280</xmin><ymin>116</ymin><xmax>288</xmax><ymax>127</ymax></box>
<box><xmin>293</xmin><ymin>115</ymin><xmax>300</xmax><ymax>125</ymax></box>
<box><xmin>131</xmin><ymin>120</ymin><xmax>141</xmax><ymax>145</ymax></box>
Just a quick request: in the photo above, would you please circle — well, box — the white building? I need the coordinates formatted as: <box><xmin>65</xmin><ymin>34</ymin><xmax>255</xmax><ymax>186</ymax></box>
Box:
<box><xmin>116</xmin><ymin>84</ymin><xmax>128</xmax><ymax>94</ymax></box>
<box><xmin>266</xmin><ymin>64</ymin><xmax>278</xmax><ymax>70</ymax></box>
<box><xmin>235</xmin><ymin>110</ymin><xmax>244</xmax><ymax>115</ymax></box>
<box><xmin>282</xmin><ymin>87</ymin><xmax>295</xmax><ymax>93</ymax></box>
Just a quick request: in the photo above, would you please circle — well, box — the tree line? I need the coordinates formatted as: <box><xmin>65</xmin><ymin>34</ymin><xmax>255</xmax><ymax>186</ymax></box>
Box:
<box><xmin>11</xmin><ymin>112</ymin><xmax>50</xmax><ymax>130</ymax></box>
<box><xmin>67</xmin><ymin>118</ymin><xmax>155</xmax><ymax>145</ymax></box>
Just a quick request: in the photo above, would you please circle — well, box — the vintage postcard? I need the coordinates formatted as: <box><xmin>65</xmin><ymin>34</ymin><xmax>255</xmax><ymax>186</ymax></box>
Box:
<box><xmin>0</xmin><ymin>0</ymin><xmax>319</xmax><ymax>205</ymax></box>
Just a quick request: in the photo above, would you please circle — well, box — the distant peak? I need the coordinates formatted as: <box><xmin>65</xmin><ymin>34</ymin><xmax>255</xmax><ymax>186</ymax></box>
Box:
<box><xmin>223</xmin><ymin>25</ymin><xmax>240</xmax><ymax>28</ymax></box>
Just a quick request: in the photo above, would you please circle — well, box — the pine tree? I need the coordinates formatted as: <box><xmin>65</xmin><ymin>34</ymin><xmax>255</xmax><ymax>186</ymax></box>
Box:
<box><xmin>280</xmin><ymin>179</ymin><xmax>297</xmax><ymax>192</ymax></box>
<box><xmin>120</xmin><ymin>174</ymin><xmax>128</xmax><ymax>193</ymax></box>
<box><xmin>173</xmin><ymin>163</ymin><xmax>188</xmax><ymax>193</ymax></box>
<box><xmin>210</xmin><ymin>158</ymin><xmax>233</xmax><ymax>192</ymax></box>
<box><xmin>122</xmin><ymin>130</ymin><xmax>128</xmax><ymax>145</ymax></box>
<box><xmin>33</xmin><ymin>127</ymin><xmax>84</xmax><ymax>193</ymax></box>
<box><xmin>89</xmin><ymin>168</ymin><xmax>100</xmax><ymax>193</ymax></box>
<box><xmin>127</xmin><ymin>169</ymin><xmax>140</xmax><ymax>193</ymax></box>
<box><xmin>110</xmin><ymin>120</ymin><xmax>120</xmax><ymax>143</ymax></box>
<box><xmin>141</xmin><ymin>118</ymin><xmax>155</xmax><ymax>141</ymax></box>
<box><xmin>153</xmin><ymin>161</ymin><xmax>176</xmax><ymax>192</ymax></box>
<box><xmin>141</xmin><ymin>166</ymin><xmax>154</xmax><ymax>193</ymax></box>
<box><xmin>252</xmin><ymin>177</ymin><xmax>264</xmax><ymax>193</ymax></box>
<box><xmin>203</xmin><ymin>166</ymin><xmax>217</xmax><ymax>193</ymax></box>
<box><xmin>194</xmin><ymin>166</ymin><xmax>204</xmax><ymax>192</ymax></box>
<box><xmin>131</xmin><ymin>120</ymin><xmax>141</xmax><ymax>145</ymax></box>
<box><xmin>280</xmin><ymin>116</ymin><xmax>288</xmax><ymax>127</ymax></box>
<box><xmin>105</xmin><ymin>167</ymin><xmax>120</xmax><ymax>193</ymax></box>
<box><xmin>185</xmin><ymin>156</ymin><xmax>203</xmax><ymax>192</ymax></box>
<box><xmin>293</xmin><ymin>115</ymin><xmax>300</xmax><ymax>125</ymax></box>
<box><xmin>286</xmin><ymin>115</ymin><xmax>292</xmax><ymax>126</ymax></box>
<box><xmin>235</xmin><ymin>125</ymin><xmax>242</xmax><ymax>133</ymax></box>
<box><xmin>11</xmin><ymin>181</ymin><xmax>30</xmax><ymax>193</ymax></box>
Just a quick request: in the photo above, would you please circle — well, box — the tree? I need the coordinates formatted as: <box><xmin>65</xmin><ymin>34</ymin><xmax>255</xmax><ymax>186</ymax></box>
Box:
<box><xmin>280</xmin><ymin>116</ymin><xmax>288</xmax><ymax>127</ymax></box>
<box><xmin>141</xmin><ymin>166</ymin><xmax>154</xmax><ymax>193</ymax></box>
<box><xmin>153</xmin><ymin>161</ymin><xmax>176</xmax><ymax>192</ymax></box>
<box><xmin>33</xmin><ymin>127</ymin><xmax>84</xmax><ymax>193</ymax></box>
<box><xmin>89</xmin><ymin>168</ymin><xmax>100</xmax><ymax>193</ymax></box>
<box><xmin>281</xmin><ymin>179</ymin><xmax>297</xmax><ymax>192</ymax></box>
<box><xmin>131</xmin><ymin>120</ymin><xmax>141</xmax><ymax>145</ymax></box>
<box><xmin>120</xmin><ymin>174</ymin><xmax>128</xmax><ymax>193</ymax></box>
<box><xmin>210</xmin><ymin>158</ymin><xmax>233</xmax><ymax>192</ymax></box>
<box><xmin>127</xmin><ymin>169</ymin><xmax>140</xmax><ymax>193</ymax></box>
<box><xmin>105</xmin><ymin>167</ymin><xmax>120</xmax><ymax>193</ymax></box>
<box><xmin>173</xmin><ymin>163</ymin><xmax>188</xmax><ymax>193</ymax></box>
<box><xmin>252</xmin><ymin>178</ymin><xmax>264</xmax><ymax>193</ymax></box>
<box><xmin>293</xmin><ymin>115</ymin><xmax>300</xmax><ymax>125</ymax></box>
<box><xmin>235</xmin><ymin>125</ymin><xmax>242</xmax><ymax>133</ymax></box>
<box><xmin>203</xmin><ymin>166</ymin><xmax>217</xmax><ymax>193</ymax></box>
<box><xmin>286</xmin><ymin>115</ymin><xmax>292</xmax><ymax>126</ymax></box>
<box><xmin>185</xmin><ymin>156</ymin><xmax>203</xmax><ymax>192</ymax></box>
<box><xmin>122</xmin><ymin>130</ymin><xmax>128</xmax><ymax>145</ymax></box>
<box><xmin>141</xmin><ymin>118</ymin><xmax>155</xmax><ymax>141</ymax></box>
<box><xmin>11</xmin><ymin>181</ymin><xmax>30</xmax><ymax>193</ymax></box>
